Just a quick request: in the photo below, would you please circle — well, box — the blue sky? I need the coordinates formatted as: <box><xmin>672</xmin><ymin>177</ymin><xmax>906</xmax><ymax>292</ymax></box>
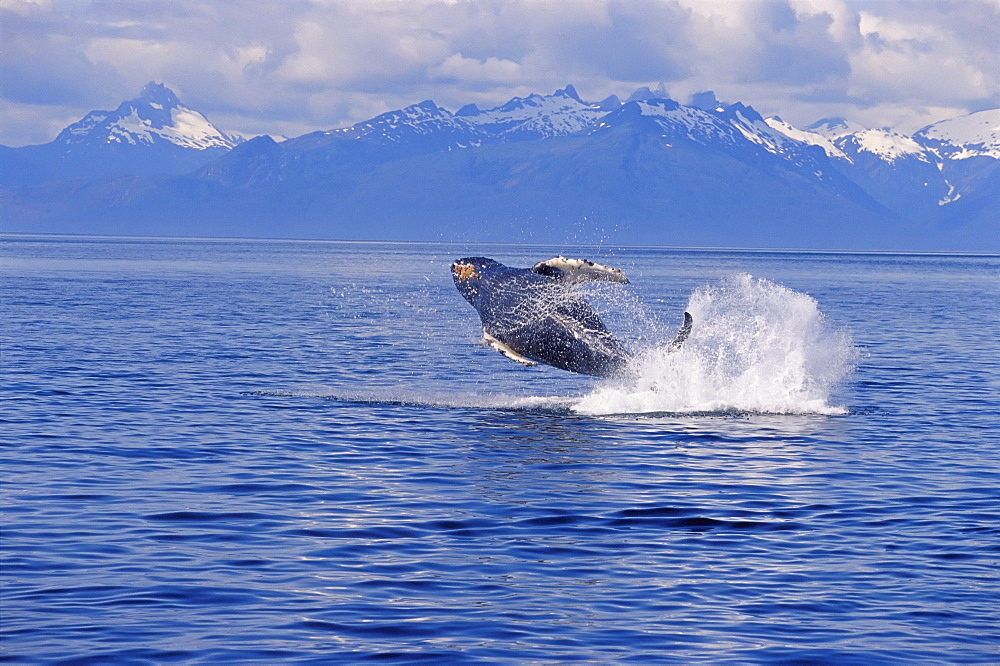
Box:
<box><xmin>2</xmin><ymin>0</ymin><xmax>997</xmax><ymax>146</ymax></box>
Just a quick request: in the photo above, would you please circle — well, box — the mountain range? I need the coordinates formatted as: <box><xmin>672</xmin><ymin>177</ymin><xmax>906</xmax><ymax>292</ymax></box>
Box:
<box><xmin>2</xmin><ymin>83</ymin><xmax>997</xmax><ymax>250</ymax></box>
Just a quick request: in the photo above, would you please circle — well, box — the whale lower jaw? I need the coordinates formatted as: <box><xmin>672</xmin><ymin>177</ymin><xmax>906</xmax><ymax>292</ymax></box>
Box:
<box><xmin>482</xmin><ymin>330</ymin><xmax>537</xmax><ymax>367</ymax></box>
<box><xmin>479</xmin><ymin>312</ymin><xmax>693</xmax><ymax>378</ymax></box>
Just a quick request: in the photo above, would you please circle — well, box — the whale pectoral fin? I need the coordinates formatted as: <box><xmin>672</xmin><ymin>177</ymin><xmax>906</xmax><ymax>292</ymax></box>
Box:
<box><xmin>482</xmin><ymin>330</ymin><xmax>537</xmax><ymax>368</ymax></box>
<box><xmin>670</xmin><ymin>311</ymin><xmax>693</xmax><ymax>349</ymax></box>
<box><xmin>531</xmin><ymin>256</ymin><xmax>629</xmax><ymax>284</ymax></box>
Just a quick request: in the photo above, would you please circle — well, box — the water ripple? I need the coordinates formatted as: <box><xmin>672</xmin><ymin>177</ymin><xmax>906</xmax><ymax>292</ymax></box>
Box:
<box><xmin>2</xmin><ymin>238</ymin><xmax>998</xmax><ymax>662</ymax></box>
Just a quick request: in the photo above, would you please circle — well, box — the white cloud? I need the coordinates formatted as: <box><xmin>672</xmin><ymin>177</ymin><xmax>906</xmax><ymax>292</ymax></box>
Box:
<box><xmin>430</xmin><ymin>53</ymin><xmax>522</xmax><ymax>84</ymax></box>
<box><xmin>848</xmin><ymin>8</ymin><xmax>997</xmax><ymax>106</ymax></box>
<box><xmin>0</xmin><ymin>0</ymin><xmax>996</xmax><ymax>146</ymax></box>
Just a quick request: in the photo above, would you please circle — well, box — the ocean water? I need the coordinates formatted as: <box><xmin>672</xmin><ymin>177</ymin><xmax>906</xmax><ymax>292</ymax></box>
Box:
<box><xmin>1</xmin><ymin>235</ymin><xmax>998</xmax><ymax>663</ymax></box>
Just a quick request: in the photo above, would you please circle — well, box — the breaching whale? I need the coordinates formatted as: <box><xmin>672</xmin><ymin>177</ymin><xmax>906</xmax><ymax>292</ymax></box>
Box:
<box><xmin>451</xmin><ymin>256</ymin><xmax>692</xmax><ymax>378</ymax></box>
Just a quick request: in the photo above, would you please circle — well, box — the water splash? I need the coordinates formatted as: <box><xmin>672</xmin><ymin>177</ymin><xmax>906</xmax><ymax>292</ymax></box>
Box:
<box><xmin>269</xmin><ymin>274</ymin><xmax>856</xmax><ymax>417</ymax></box>
<box><xmin>572</xmin><ymin>274</ymin><xmax>857</xmax><ymax>416</ymax></box>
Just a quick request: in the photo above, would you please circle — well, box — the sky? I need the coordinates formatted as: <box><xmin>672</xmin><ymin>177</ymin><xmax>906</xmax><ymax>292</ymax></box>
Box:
<box><xmin>2</xmin><ymin>0</ymin><xmax>998</xmax><ymax>146</ymax></box>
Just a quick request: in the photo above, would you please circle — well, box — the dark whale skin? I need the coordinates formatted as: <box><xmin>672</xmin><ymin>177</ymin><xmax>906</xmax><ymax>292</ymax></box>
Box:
<box><xmin>452</xmin><ymin>257</ymin><xmax>630</xmax><ymax>378</ymax></box>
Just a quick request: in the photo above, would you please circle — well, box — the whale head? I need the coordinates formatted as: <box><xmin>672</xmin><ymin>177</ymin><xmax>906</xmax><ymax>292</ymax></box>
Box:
<box><xmin>451</xmin><ymin>257</ymin><xmax>502</xmax><ymax>306</ymax></box>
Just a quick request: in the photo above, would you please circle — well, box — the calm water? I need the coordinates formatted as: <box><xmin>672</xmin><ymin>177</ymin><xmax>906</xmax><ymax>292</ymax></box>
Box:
<box><xmin>2</xmin><ymin>236</ymin><xmax>998</xmax><ymax>663</ymax></box>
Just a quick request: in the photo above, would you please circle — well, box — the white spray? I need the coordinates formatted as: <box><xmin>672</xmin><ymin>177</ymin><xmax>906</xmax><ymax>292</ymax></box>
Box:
<box><xmin>572</xmin><ymin>273</ymin><xmax>857</xmax><ymax>416</ymax></box>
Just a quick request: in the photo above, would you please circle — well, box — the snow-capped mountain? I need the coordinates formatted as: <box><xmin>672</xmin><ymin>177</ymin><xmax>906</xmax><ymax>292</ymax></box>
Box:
<box><xmin>458</xmin><ymin>85</ymin><xmax>609</xmax><ymax>140</ymax></box>
<box><xmin>765</xmin><ymin>111</ymin><xmax>999</xmax><ymax>219</ymax></box>
<box><xmin>247</xmin><ymin>91</ymin><xmax>844</xmax><ymax>188</ymax></box>
<box><xmin>2</xmin><ymin>84</ymin><xmax>997</xmax><ymax>250</ymax></box>
<box><xmin>9</xmin><ymin>83</ymin><xmax>242</xmax><ymax>181</ymax></box>
<box><xmin>803</xmin><ymin>117</ymin><xmax>868</xmax><ymax>139</ymax></box>
<box><xmin>913</xmin><ymin>109</ymin><xmax>1000</xmax><ymax>214</ymax></box>
<box><xmin>315</xmin><ymin>100</ymin><xmax>483</xmax><ymax>149</ymax></box>
<box><xmin>285</xmin><ymin>85</ymin><xmax>612</xmax><ymax>155</ymax></box>
<box><xmin>914</xmin><ymin>108</ymin><xmax>1000</xmax><ymax>160</ymax></box>
<box><xmin>588</xmin><ymin>99</ymin><xmax>850</xmax><ymax>191</ymax></box>
<box><xmin>837</xmin><ymin>129</ymin><xmax>931</xmax><ymax>164</ymax></box>
<box><xmin>832</xmin><ymin>129</ymin><xmax>946</xmax><ymax>217</ymax></box>
<box><xmin>585</xmin><ymin>95</ymin><xmax>826</xmax><ymax>165</ymax></box>
<box><xmin>55</xmin><ymin>82</ymin><xmax>241</xmax><ymax>151</ymax></box>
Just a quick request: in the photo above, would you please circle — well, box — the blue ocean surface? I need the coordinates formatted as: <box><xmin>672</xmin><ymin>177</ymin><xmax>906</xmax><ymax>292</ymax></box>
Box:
<box><xmin>1</xmin><ymin>236</ymin><xmax>998</xmax><ymax>663</ymax></box>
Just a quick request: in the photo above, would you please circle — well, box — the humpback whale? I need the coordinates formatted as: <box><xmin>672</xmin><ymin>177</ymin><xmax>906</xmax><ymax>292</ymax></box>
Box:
<box><xmin>452</xmin><ymin>256</ymin><xmax>692</xmax><ymax>378</ymax></box>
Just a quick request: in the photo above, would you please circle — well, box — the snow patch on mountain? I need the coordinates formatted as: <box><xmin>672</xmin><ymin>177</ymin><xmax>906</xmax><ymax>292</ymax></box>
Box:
<box><xmin>938</xmin><ymin>180</ymin><xmax>961</xmax><ymax>205</ymax></box>
<box><xmin>162</xmin><ymin>107</ymin><xmax>241</xmax><ymax>149</ymax></box>
<box><xmin>109</xmin><ymin>109</ymin><xmax>155</xmax><ymax>145</ymax></box>
<box><xmin>841</xmin><ymin>129</ymin><xmax>930</xmax><ymax>163</ymax></box>
<box><xmin>629</xmin><ymin>99</ymin><xmax>728</xmax><ymax>143</ymax></box>
<box><xmin>766</xmin><ymin>117</ymin><xmax>847</xmax><ymax>159</ymax></box>
<box><xmin>726</xmin><ymin>107</ymin><xmax>804</xmax><ymax>157</ymax></box>
<box><xmin>60</xmin><ymin>111</ymin><xmax>111</xmax><ymax>142</ymax></box>
<box><xmin>106</xmin><ymin>104</ymin><xmax>239</xmax><ymax>149</ymax></box>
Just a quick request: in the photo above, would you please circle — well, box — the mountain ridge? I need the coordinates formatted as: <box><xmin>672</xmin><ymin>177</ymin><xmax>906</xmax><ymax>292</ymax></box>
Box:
<box><xmin>2</xmin><ymin>83</ymin><xmax>997</xmax><ymax>250</ymax></box>
<box><xmin>7</xmin><ymin>82</ymin><xmax>241</xmax><ymax>182</ymax></box>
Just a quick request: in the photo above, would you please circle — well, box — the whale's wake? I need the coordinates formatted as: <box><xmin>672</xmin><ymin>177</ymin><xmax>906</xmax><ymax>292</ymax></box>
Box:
<box><xmin>572</xmin><ymin>273</ymin><xmax>858</xmax><ymax>416</ymax></box>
